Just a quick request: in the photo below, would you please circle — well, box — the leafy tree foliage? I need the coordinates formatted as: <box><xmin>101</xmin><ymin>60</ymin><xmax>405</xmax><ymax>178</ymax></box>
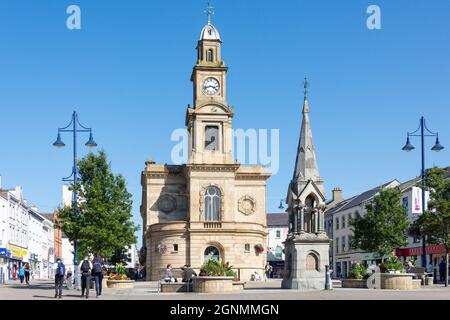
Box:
<box><xmin>350</xmin><ymin>188</ymin><xmax>409</xmax><ymax>261</ymax></box>
<box><xmin>415</xmin><ymin>167</ymin><xmax>450</xmax><ymax>286</ymax></box>
<box><xmin>57</xmin><ymin>150</ymin><xmax>138</xmax><ymax>260</ymax></box>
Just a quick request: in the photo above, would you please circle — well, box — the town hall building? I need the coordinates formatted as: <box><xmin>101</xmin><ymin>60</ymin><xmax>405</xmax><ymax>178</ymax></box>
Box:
<box><xmin>141</xmin><ymin>9</ymin><xmax>270</xmax><ymax>281</ymax></box>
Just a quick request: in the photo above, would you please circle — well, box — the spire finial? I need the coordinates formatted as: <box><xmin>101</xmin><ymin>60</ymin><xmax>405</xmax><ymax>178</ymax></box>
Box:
<box><xmin>205</xmin><ymin>2</ymin><xmax>214</xmax><ymax>24</ymax></box>
<box><xmin>303</xmin><ymin>77</ymin><xmax>309</xmax><ymax>100</ymax></box>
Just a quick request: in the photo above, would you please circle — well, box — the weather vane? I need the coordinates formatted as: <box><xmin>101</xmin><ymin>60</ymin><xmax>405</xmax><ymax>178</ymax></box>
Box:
<box><xmin>205</xmin><ymin>2</ymin><xmax>214</xmax><ymax>24</ymax></box>
<box><xmin>303</xmin><ymin>77</ymin><xmax>309</xmax><ymax>99</ymax></box>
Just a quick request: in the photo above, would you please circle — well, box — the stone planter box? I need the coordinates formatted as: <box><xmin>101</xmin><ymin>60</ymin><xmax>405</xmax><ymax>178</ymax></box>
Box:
<box><xmin>341</xmin><ymin>279</ymin><xmax>368</xmax><ymax>288</ymax></box>
<box><xmin>380</xmin><ymin>273</ymin><xmax>414</xmax><ymax>290</ymax></box>
<box><xmin>192</xmin><ymin>276</ymin><xmax>234</xmax><ymax>293</ymax></box>
<box><xmin>106</xmin><ymin>280</ymin><xmax>135</xmax><ymax>289</ymax></box>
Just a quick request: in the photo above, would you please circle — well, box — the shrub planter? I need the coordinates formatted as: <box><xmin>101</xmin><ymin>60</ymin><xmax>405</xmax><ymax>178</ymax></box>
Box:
<box><xmin>106</xmin><ymin>280</ymin><xmax>135</xmax><ymax>289</ymax></box>
<box><xmin>192</xmin><ymin>276</ymin><xmax>234</xmax><ymax>293</ymax></box>
<box><xmin>380</xmin><ymin>273</ymin><xmax>414</xmax><ymax>290</ymax></box>
<box><xmin>341</xmin><ymin>279</ymin><xmax>368</xmax><ymax>288</ymax></box>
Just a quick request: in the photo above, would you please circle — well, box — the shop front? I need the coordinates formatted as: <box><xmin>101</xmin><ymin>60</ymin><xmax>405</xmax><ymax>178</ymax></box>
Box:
<box><xmin>7</xmin><ymin>244</ymin><xmax>28</xmax><ymax>280</ymax></box>
<box><xmin>396</xmin><ymin>245</ymin><xmax>447</xmax><ymax>269</ymax></box>
<box><xmin>29</xmin><ymin>253</ymin><xmax>41</xmax><ymax>279</ymax></box>
<box><xmin>0</xmin><ymin>248</ymin><xmax>11</xmax><ymax>283</ymax></box>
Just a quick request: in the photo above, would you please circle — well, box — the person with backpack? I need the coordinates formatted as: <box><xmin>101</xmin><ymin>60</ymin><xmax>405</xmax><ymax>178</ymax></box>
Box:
<box><xmin>91</xmin><ymin>255</ymin><xmax>104</xmax><ymax>298</ymax></box>
<box><xmin>54</xmin><ymin>258</ymin><xmax>65</xmax><ymax>298</ymax></box>
<box><xmin>79</xmin><ymin>256</ymin><xmax>92</xmax><ymax>298</ymax></box>
<box><xmin>18</xmin><ymin>265</ymin><xmax>25</xmax><ymax>284</ymax></box>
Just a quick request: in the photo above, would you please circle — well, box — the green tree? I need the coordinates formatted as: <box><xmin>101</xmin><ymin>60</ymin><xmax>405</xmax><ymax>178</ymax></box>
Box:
<box><xmin>414</xmin><ymin>167</ymin><xmax>450</xmax><ymax>287</ymax></box>
<box><xmin>57</xmin><ymin>150</ymin><xmax>138</xmax><ymax>260</ymax></box>
<box><xmin>350</xmin><ymin>188</ymin><xmax>409</xmax><ymax>262</ymax></box>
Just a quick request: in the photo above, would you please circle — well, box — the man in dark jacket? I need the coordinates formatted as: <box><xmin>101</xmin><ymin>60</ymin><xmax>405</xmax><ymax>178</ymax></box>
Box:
<box><xmin>54</xmin><ymin>258</ymin><xmax>65</xmax><ymax>299</ymax></box>
<box><xmin>439</xmin><ymin>257</ymin><xmax>446</xmax><ymax>283</ymax></box>
<box><xmin>79</xmin><ymin>256</ymin><xmax>92</xmax><ymax>298</ymax></box>
<box><xmin>181</xmin><ymin>264</ymin><xmax>197</xmax><ymax>283</ymax></box>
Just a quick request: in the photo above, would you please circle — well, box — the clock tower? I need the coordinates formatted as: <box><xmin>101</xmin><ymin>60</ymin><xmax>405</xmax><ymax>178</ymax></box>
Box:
<box><xmin>186</xmin><ymin>5</ymin><xmax>234</xmax><ymax>165</ymax></box>
<box><xmin>141</xmin><ymin>4</ymin><xmax>270</xmax><ymax>282</ymax></box>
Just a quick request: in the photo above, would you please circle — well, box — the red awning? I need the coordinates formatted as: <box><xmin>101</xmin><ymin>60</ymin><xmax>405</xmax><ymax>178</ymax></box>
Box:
<box><xmin>396</xmin><ymin>244</ymin><xmax>447</xmax><ymax>256</ymax></box>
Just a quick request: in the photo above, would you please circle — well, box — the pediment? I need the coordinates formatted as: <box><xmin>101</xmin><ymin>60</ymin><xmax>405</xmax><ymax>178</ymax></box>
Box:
<box><xmin>194</xmin><ymin>102</ymin><xmax>233</xmax><ymax>115</ymax></box>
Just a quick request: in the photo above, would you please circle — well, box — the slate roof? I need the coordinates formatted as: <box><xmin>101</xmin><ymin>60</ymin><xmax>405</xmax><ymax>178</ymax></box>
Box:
<box><xmin>267</xmin><ymin>213</ymin><xmax>289</xmax><ymax>227</ymax></box>
<box><xmin>325</xmin><ymin>180</ymin><xmax>399</xmax><ymax>215</ymax></box>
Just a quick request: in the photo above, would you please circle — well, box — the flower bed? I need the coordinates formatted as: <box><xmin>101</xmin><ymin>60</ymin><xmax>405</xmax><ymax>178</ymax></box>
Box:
<box><xmin>193</xmin><ymin>259</ymin><xmax>237</xmax><ymax>293</ymax></box>
<box><xmin>106</xmin><ymin>262</ymin><xmax>134</xmax><ymax>289</ymax></box>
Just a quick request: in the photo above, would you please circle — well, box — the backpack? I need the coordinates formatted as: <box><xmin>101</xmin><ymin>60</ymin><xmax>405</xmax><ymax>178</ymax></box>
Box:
<box><xmin>93</xmin><ymin>261</ymin><xmax>102</xmax><ymax>274</ymax></box>
<box><xmin>81</xmin><ymin>260</ymin><xmax>90</xmax><ymax>273</ymax></box>
<box><xmin>56</xmin><ymin>262</ymin><xmax>65</xmax><ymax>276</ymax></box>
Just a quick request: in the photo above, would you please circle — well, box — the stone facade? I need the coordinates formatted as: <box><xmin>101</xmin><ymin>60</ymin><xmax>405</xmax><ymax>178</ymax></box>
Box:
<box><xmin>141</xmin><ymin>16</ymin><xmax>270</xmax><ymax>282</ymax></box>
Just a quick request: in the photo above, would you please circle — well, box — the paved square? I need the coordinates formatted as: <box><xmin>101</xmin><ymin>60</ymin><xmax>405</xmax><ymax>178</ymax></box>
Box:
<box><xmin>1</xmin><ymin>279</ymin><xmax>450</xmax><ymax>300</ymax></box>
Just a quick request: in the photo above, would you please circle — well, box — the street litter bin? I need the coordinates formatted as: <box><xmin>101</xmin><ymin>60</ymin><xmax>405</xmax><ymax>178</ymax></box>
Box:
<box><xmin>425</xmin><ymin>277</ymin><xmax>433</xmax><ymax>286</ymax></box>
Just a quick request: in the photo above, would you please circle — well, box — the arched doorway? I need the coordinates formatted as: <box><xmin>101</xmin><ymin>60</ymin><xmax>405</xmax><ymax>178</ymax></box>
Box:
<box><xmin>204</xmin><ymin>246</ymin><xmax>221</xmax><ymax>262</ymax></box>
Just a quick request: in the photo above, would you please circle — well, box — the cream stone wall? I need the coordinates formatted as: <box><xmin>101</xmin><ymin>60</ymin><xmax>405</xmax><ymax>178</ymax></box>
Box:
<box><xmin>141</xmin><ymin>19</ymin><xmax>270</xmax><ymax>283</ymax></box>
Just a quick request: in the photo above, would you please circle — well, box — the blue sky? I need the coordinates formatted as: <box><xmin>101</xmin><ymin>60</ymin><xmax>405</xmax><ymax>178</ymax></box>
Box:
<box><xmin>0</xmin><ymin>0</ymin><xmax>449</xmax><ymax>248</ymax></box>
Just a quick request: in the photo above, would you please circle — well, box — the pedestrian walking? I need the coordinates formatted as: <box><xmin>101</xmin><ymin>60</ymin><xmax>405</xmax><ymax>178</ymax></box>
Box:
<box><xmin>54</xmin><ymin>258</ymin><xmax>65</xmax><ymax>298</ymax></box>
<box><xmin>79</xmin><ymin>256</ymin><xmax>93</xmax><ymax>298</ymax></box>
<box><xmin>12</xmin><ymin>264</ymin><xmax>17</xmax><ymax>280</ymax></box>
<box><xmin>18</xmin><ymin>265</ymin><xmax>25</xmax><ymax>284</ymax></box>
<box><xmin>91</xmin><ymin>255</ymin><xmax>104</xmax><ymax>298</ymax></box>
<box><xmin>439</xmin><ymin>257</ymin><xmax>446</xmax><ymax>283</ymax></box>
<box><xmin>24</xmin><ymin>263</ymin><xmax>30</xmax><ymax>285</ymax></box>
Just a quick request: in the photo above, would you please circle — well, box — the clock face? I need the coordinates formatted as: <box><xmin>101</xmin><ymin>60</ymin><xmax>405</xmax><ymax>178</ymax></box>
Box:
<box><xmin>202</xmin><ymin>77</ymin><xmax>220</xmax><ymax>95</ymax></box>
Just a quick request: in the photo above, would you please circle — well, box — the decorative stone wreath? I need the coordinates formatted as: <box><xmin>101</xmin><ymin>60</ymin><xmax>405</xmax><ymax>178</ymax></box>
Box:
<box><xmin>238</xmin><ymin>195</ymin><xmax>256</xmax><ymax>215</ymax></box>
<box><xmin>157</xmin><ymin>194</ymin><xmax>177</xmax><ymax>214</ymax></box>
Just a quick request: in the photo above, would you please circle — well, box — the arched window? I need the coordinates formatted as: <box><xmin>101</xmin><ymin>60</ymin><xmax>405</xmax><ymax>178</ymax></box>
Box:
<box><xmin>207</xmin><ymin>49</ymin><xmax>214</xmax><ymax>62</ymax></box>
<box><xmin>205</xmin><ymin>187</ymin><xmax>221</xmax><ymax>221</ymax></box>
<box><xmin>204</xmin><ymin>246</ymin><xmax>220</xmax><ymax>262</ymax></box>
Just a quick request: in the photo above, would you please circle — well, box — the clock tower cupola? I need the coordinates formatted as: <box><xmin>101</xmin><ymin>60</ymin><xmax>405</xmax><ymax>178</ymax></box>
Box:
<box><xmin>186</xmin><ymin>3</ymin><xmax>234</xmax><ymax>165</ymax></box>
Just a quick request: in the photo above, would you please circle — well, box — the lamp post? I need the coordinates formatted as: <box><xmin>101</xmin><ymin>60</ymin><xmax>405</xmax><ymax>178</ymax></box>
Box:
<box><xmin>53</xmin><ymin>111</ymin><xmax>97</xmax><ymax>290</ymax></box>
<box><xmin>402</xmin><ymin>116</ymin><xmax>444</xmax><ymax>268</ymax></box>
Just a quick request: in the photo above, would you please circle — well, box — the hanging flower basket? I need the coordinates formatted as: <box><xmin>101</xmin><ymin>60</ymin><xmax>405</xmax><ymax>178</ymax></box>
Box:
<box><xmin>255</xmin><ymin>244</ymin><xmax>264</xmax><ymax>254</ymax></box>
<box><xmin>158</xmin><ymin>244</ymin><xmax>167</xmax><ymax>255</ymax></box>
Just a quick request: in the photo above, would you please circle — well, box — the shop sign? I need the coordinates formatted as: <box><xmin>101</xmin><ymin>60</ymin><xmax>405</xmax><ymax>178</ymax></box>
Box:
<box><xmin>7</xmin><ymin>244</ymin><xmax>28</xmax><ymax>260</ymax></box>
<box><xmin>0</xmin><ymin>248</ymin><xmax>11</xmax><ymax>257</ymax></box>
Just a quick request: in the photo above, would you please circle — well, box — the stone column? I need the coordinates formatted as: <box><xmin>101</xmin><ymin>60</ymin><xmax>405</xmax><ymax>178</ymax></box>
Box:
<box><xmin>319</xmin><ymin>209</ymin><xmax>325</xmax><ymax>233</ymax></box>
<box><xmin>293</xmin><ymin>209</ymin><xmax>298</xmax><ymax>234</ymax></box>
<box><xmin>299</xmin><ymin>207</ymin><xmax>305</xmax><ymax>233</ymax></box>
<box><xmin>314</xmin><ymin>209</ymin><xmax>319</xmax><ymax>233</ymax></box>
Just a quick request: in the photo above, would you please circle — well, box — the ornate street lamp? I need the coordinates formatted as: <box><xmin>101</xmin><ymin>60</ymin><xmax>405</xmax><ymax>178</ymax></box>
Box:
<box><xmin>402</xmin><ymin>116</ymin><xmax>444</xmax><ymax>268</ymax></box>
<box><xmin>53</xmin><ymin>111</ymin><xmax>97</xmax><ymax>290</ymax></box>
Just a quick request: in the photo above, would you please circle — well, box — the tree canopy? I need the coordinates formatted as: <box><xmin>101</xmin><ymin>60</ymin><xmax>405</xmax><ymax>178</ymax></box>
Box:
<box><xmin>350</xmin><ymin>187</ymin><xmax>409</xmax><ymax>260</ymax></box>
<box><xmin>57</xmin><ymin>150</ymin><xmax>138</xmax><ymax>260</ymax></box>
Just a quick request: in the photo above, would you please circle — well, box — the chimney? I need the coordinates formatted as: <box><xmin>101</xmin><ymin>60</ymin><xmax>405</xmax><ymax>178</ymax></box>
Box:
<box><xmin>332</xmin><ymin>187</ymin><xmax>343</xmax><ymax>203</ymax></box>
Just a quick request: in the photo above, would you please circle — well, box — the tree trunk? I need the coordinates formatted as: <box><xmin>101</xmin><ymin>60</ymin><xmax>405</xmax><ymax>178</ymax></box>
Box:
<box><xmin>446</xmin><ymin>251</ymin><xmax>449</xmax><ymax>288</ymax></box>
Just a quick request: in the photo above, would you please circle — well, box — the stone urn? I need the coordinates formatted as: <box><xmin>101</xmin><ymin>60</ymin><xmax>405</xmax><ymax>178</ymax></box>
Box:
<box><xmin>106</xmin><ymin>279</ymin><xmax>135</xmax><ymax>289</ymax></box>
<box><xmin>192</xmin><ymin>276</ymin><xmax>234</xmax><ymax>293</ymax></box>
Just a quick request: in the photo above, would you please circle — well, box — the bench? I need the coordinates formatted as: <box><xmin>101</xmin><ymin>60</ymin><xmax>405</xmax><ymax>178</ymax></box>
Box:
<box><xmin>408</xmin><ymin>267</ymin><xmax>427</xmax><ymax>284</ymax></box>
<box><xmin>160</xmin><ymin>282</ymin><xmax>192</xmax><ymax>293</ymax></box>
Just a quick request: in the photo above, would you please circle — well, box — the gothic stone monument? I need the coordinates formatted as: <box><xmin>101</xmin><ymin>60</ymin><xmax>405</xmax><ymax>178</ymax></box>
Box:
<box><xmin>281</xmin><ymin>81</ymin><xmax>330</xmax><ymax>290</ymax></box>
